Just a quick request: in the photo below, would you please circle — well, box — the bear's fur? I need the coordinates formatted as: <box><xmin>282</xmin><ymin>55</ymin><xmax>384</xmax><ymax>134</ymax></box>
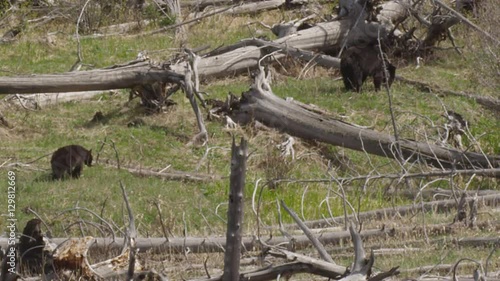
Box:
<box><xmin>51</xmin><ymin>144</ymin><xmax>92</xmax><ymax>180</ymax></box>
<box><xmin>340</xmin><ymin>45</ymin><xmax>396</xmax><ymax>92</ymax></box>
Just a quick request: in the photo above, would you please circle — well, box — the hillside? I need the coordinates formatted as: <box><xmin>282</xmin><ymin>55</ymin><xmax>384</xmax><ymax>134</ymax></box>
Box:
<box><xmin>0</xmin><ymin>0</ymin><xmax>499</xmax><ymax>280</ymax></box>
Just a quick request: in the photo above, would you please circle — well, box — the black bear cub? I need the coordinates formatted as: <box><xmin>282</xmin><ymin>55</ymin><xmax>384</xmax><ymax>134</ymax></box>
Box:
<box><xmin>51</xmin><ymin>145</ymin><xmax>92</xmax><ymax>180</ymax></box>
<box><xmin>340</xmin><ymin>44</ymin><xmax>396</xmax><ymax>93</ymax></box>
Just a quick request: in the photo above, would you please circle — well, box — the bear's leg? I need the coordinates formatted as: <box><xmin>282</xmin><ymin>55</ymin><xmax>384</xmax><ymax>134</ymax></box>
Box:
<box><xmin>52</xmin><ymin>171</ymin><xmax>62</xmax><ymax>180</ymax></box>
<box><xmin>341</xmin><ymin>63</ymin><xmax>355</xmax><ymax>91</ymax></box>
<box><xmin>386</xmin><ymin>63</ymin><xmax>396</xmax><ymax>87</ymax></box>
<box><xmin>373</xmin><ymin>71</ymin><xmax>383</xmax><ymax>91</ymax></box>
<box><xmin>71</xmin><ymin>164</ymin><xmax>83</xmax><ymax>178</ymax></box>
<box><xmin>351</xmin><ymin>62</ymin><xmax>364</xmax><ymax>93</ymax></box>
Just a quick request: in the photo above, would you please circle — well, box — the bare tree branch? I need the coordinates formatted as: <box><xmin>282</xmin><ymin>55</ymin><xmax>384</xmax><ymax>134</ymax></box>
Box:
<box><xmin>280</xmin><ymin>200</ymin><xmax>335</xmax><ymax>264</ymax></box>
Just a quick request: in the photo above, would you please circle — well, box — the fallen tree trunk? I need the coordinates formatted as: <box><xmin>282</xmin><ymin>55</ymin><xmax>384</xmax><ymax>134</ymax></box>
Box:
<box><xmin>229</xmin><ymin>73</ymin><xmax>500</xmax><ymax>170</ymax></box>
<box><xmin>188</xmin><ymin>0</ymin><xmax>288</xmax><ymax>18</ymax></box>
<box><xmin>0</xmin><ymin>0</ymin><xmax>409</xmax><ymax>92</ymax></box>
<box><xmin>125</xmin><ymin>167</ymin><xmax>221</xmax><ymax>182</ymax></box>
<box><xmin>3</xmin><ymin>90</ymin><xmax>113</xmax><ymax>109</ymax></box>
<box><xmin>386</xmin><ymin>188</ymin><xmax>500</xmax><ymax>201</ymax></box>
<box><xmin>0</xmin><ymin>61</ymin><xmax>184</xmax><ymax>94</ymax></box>
<box><xmin>396</xmin><ymin>76</ymin><xmax>500</xmax><ymax>112</ymax></box>
<box><xmin>280</xmin><ymin>193</ymin><xmax>500</xmax><ymax>229</ymax></box>
<box><xmin>3</xmin><ymin>221</ymin><xmax>496</xmax><ymax>254</ymax></box>
<box><xmin>192</xmin><ymin>262</ymin><xmax>343</xmax><ymax>281</ymax></box>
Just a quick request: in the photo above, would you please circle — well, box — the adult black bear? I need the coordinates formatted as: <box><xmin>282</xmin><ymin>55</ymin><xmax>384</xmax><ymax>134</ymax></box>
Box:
<box><xmin>51</xmin><ymin>144</ymin><xmax>93</xmax><ymax>180</ymax></box>
<box><xmin>340</xmin><ymin>45</ymin><xmax>396</xmax><ymax>92</ymax></box>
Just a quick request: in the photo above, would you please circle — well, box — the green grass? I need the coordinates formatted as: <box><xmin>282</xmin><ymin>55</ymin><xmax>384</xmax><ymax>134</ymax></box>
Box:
<box><xmin>0</xmin><ymin>4</ymin><xmax>499</xmax><ymax>279</ymax></box>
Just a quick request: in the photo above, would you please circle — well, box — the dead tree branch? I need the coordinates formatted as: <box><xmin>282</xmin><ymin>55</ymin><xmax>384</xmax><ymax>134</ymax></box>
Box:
<box><xmin>100</xmin><ymin>160</ymin><xmax>221</xmax><ymax>182</ymax></box>
<box><xmin>184</xmin><ymin>52</ymin><xmax>208</xmax><ymax>144</ymax></box>
<box><xmin>271</xmin><ymin>168</ymin><xmax>500</xmax><ymax>185</ymax></box>
<box><xmin>432</xmin><ymin>0</ymin><xmax>500</xmax><ymax>45</ymax></box>
<box><xmin>396</xmin><ymin>76</ymin><xmax>500</xmax><ymax>113</ymax></box>
<box><xmin>280</xmin><ymin>200</ymin><xmax>335</xmax><ymax>264</ymax></box>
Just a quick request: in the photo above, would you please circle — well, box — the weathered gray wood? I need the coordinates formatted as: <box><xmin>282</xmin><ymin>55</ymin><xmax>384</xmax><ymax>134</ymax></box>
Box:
<box><xmin>0</xmin><ymin>229</ymin><xmax>324</xmax><ymax>256</ymax></box>
<box><xmin>188</xmin><ymin>0</ymin><xmax>286</xmax><ymax>18</ymax></box>
<box><xmin>0</xmin><ymin>0</ymin><xmax>409</xmax><ymax>94</ymax></box>
<box><xmin>192</xmin><ymin>261</ymin><xmax>345</xmax><ymax>281</ymax></box>
<box><xmin>230</xmin><ymin>77</ymin><xmax>500</xmax><ymax>170</ymax></box>
<box><xmin>280</xmin><ymin>193</ymin><xmax>500</xmax><ymax>229</ymax></box>
<box><xmin>1</xmin><ymin>221</ymin><xmax>498</xmax><ymax>255</ymax></box>
<box><xmin>170</xmin><ymin>45</ymin><xmax>262</xmax><ymax>78</ymax></box>
<box><xmin>0</xmin><ymin>61</ymin><xmax>184</xmax><ymax>94</ymax></box>
<box><xmin>281</xmin><ymin>200</ymin><xmax>335</xmax><ymax>263</ymax></box>
<box><xmin>170</xmin><ymin>2</ymin><xmax>407</xmax><ymax>76</ymax></box>
<box><xmin>4</xmin><ymin>90</ymin><xmax>108</xmax><ymax>109</ymax></box>
<box><xmin>433</xmin><ymin>0</ymin><xmax>500</xmax><ymax>45</ymax></box>
<box><xmin>269</xmin><ymin>248</ymin><xmax>347</xmax><ymax>276</ymax></box>
<box><xmin>119</xmin><ymin>183</ymin><xmax>138</xmax><ymax>280</ymax></box>
<box><xmin>222</xmin><ymin>137</ymin><xmax>248</xmax><ymax>281</ymax></box>
<box><xmin>124</xmin><ymin>166</ymin><xmax>222</xmax><ymax>182</ymax></box>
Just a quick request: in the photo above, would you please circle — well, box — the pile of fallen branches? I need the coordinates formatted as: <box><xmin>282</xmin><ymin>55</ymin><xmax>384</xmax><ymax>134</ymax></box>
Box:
<box><xmin>0</xmin><ymin>137</ymin><xmax>400</xmax><ymax>281</ymax></box>
<box><xmin>1</xmin><ymin>133</ymin><xmax>498</xmax><ymax>280</ymax></box>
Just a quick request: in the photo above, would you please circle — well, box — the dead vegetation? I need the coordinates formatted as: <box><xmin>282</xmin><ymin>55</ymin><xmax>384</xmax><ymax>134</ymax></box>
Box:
<box><xmin>0</xmin><ymin>0</ymin><xmax>499</xmax><ymax>280</ymax></box>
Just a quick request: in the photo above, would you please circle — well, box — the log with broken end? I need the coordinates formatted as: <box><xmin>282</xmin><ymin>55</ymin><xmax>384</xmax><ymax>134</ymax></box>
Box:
<box><xmin>227</xmin><ymin>75</ymin><xmax>500</xmax><ymax>170</ymax></box>
<box><xmin>0</xmin><ymin>61</ymin><xmax>184</xmax><ymax>94</ymax></box>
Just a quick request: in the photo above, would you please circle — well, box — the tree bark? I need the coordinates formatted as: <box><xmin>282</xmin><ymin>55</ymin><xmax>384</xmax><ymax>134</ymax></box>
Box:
<box><xmin>222</xmin><ymin>137</ymin><xmax>248</xmax><ymax>281</ymax></box>
<box><xmin>3</xmin><ymin>221</ymin><xmax>495</xmax><ymax>255</ymax></box>
<box><xmin>229</xmin><ymin>81</ymin><xmax>500</xmax><ymax>170</ymax></box>
<box><xmin>0</xmin><ymin>0</ymin><xmax>410</xmax><ymax>93</ymax></box>
<box><xmin>0</xmin><ymin>61</ymin><xmax>184</xmax><ymax>94</ymax></box>
<box><xmin>5</xmin><ymin>90</ymin><xmax>110</xmax><ymax>109</ymax></box>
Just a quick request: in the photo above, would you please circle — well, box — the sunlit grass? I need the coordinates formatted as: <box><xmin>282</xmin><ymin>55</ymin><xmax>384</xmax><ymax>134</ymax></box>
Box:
<box><xmin>0</xmin><ymin>4</ymin><xmax>498</xmax><ymax>279</ymax></box>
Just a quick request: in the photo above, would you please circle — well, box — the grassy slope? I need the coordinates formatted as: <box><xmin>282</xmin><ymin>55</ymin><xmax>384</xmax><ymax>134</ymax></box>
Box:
<box><xmin>0</xmin><ymin>5</ymin><xmax>498</xmax><ymax>279</ymax></box>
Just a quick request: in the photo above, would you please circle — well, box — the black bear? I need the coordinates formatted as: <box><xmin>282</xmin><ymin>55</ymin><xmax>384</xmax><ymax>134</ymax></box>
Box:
<box><xmin>18</xmin><ymin>219</ymin><xmax>46</xmax><ymax>274</ymax></box>
<box><xmin>1</xmin><ymin>219</ymin><xmax>50</xmax><ymax>279</ymax></box>
<box><xmin>340</xmin><ymin>45</ymin><xmax>396</xmax><ymax>92</ymax></box>
<box><xmin>454</xmin><ymin>0</ymin><xmax>480</xmax><ymax>16</ymax></box>
<box><xmin>51</xmin><ymin>144</ymin><xmax>93</xmax><ymax>180</ymax></box>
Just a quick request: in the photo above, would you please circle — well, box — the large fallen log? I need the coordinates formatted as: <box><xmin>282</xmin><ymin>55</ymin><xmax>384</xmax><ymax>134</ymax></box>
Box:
<box><xmin>0</xmin><ymin>61</ymin><xmax>184</xmax><ymax>94</ymax></box>
<box><xmin>228</xmin><ymin>70</ymin><xmax>500</xmax><ymax>170</ymax></box>
<box><xmin>0</xmin><ymin>0</ymin><xmax>410</xmax><ymax>94</ymax></box>
<box><xmin>3</xmin><ymin>221</ymin><xmax>495</xmax><ymax>255</ymax></box>
<box><xmin>3</xmin><ymin>90</ymin><xmax>112</xmax><ymax>109</ymax></box>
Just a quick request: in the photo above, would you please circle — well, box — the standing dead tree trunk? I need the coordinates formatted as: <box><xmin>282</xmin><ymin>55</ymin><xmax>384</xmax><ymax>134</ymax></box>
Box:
<box><xmin>227</xmin><ymin>68</ymin><xmax>500</xmax><ymax>170</ymax></box>
<box><xmin>119</xmin><ymin>182</ymin><xmax>139</xmax><ymax>280</ymax></box>
<box><xmin>222</xmin><ymin>137</ymin><xmax>248</xmax><ymax>281</ymax></box>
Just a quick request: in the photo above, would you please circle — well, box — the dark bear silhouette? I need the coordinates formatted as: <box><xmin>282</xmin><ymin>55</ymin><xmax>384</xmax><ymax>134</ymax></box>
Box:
<box><xmin>51</xmin><ymin>145</ymin><xmax>92</xmax><ymax>180</ymax></box>
<box><xmin>1</xmin><ymin>219</ymin><xmax>52</xmax><ymax>280</ymax></box>
<box><xmin>340</xmin><ymin>45</ymin><xmax>396</xmax><ymax>92</ymax></box>
<box><xmin>18</xmin><ymin>219</ymin><xmax>46</xmax><ymax>274</ymax></box>
<box><xmin>455</xmin><ymin>0</ymin><xmax>480</xmax><ymax>15</ymax></box>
